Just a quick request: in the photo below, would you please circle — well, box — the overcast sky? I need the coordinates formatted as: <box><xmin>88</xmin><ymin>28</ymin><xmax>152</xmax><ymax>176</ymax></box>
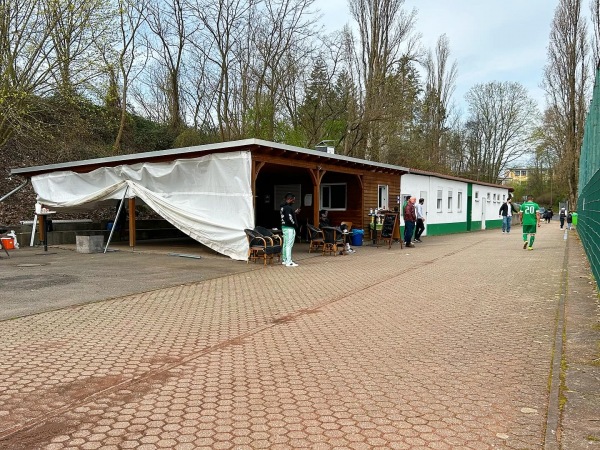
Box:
<box><xmin>318</xmin><ymin>0</ymin><xmax>559</xmax><ymax>114</ymax></box>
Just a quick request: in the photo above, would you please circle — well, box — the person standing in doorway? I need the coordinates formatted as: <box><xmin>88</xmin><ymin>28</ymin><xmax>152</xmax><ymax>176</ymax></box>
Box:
<box><xmin>520</xmin><ymin>195</ymin><xmax>540</xmax><ymax>250</ymax></box>
<box><xmin>498</xmin><ymin>198</ymin><xmax>513</xmax><ymax>233</ymax></box>
<box><xmin>414</xmin><ymin>198</ymin><xmax>425</xmax><ymax>242</ymax></box>
<box><xmin>280</xmin><ymin>193</ymin><xmax>300</xmax><ymax>267</ymax></box>
<box><xmin>403</xmin><ymin>196</ymin><xmax>416</xmax><ymax>248</ymax></box>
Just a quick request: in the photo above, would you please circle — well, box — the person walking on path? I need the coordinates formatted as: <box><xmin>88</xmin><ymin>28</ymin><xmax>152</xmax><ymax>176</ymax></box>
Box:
<box><xmin>414</xmin><ymin>198</ymin><xmax>425</xmax><ymax>242</ymax></box>
<box><xmin>498</xmin><ymin>198</ymin><xmax>514</xmax><ymax>233</ymax></box>
<box><xmin>403</xmin><ymin>196</ymin><xmax>416</xmax><ymax>248</ymax></box>
<box><xmin>559</xmin><ymin>207</ymin><xmax>566</xmax><ymax>229</ymax></box>
<box><xmin>280</xmin><ymin>193</ymin><xmax>300</xmax><ymax>266</ymax></box>
<box><xmin>566</xmin><ymin>211</ymin><xmax>573</xmax><ymax>230</ymax></box>
<box><xmin>520</xmin><ymin>195</ymin><xmax>540</xmax><ymax>250</ymax></box>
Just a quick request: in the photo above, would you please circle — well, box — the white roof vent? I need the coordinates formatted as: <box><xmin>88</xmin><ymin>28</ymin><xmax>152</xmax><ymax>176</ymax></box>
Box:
<box><xmin>315</xmin><ymin>140</ymin><xmax>335</xmax><ymax>154</ymax></box>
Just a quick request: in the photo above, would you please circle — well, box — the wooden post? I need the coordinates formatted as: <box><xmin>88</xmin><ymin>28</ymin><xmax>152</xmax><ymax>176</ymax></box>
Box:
<box><xmin>128</xmin><ymin>197</ymin><xmax>136</xmax><ymax>249</ymax></box>
<box><xmin>309</xmin><ymin>168</ymin><xmax>325</xmax><ymax>226</ymax></box>
<box><xmin>38</xmin><ymin>215</ymin><xmax>46</xmax><ymax>250</ymax></box>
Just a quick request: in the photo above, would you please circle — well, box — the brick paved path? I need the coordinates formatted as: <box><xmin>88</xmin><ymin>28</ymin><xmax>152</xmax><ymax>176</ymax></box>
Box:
<box><xmin>0</xmin><ymin>225</ymin><xmax>588</xmax><ymax>449</ymax></box>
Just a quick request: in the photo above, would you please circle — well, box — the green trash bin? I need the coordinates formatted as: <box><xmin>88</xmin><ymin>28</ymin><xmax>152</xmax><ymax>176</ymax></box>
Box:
<box><xmin>571</xmin><ymin>212</ymin><xmax>578</xmax><ymax>226</ymax></box>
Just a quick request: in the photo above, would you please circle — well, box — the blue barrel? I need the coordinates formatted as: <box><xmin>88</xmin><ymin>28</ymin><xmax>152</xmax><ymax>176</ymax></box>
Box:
<box><xmin>350</xmin><ymin>229</ymin><xmax>364</xmax><ymax>246</ymax></box>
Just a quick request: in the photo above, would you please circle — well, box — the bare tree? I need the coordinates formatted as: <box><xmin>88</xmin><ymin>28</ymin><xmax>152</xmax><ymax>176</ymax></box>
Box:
<box><xmin>464</xmin><ymin>81</ymin><xmax>538</xmax><ymax>183</ymax></box>
<box><xmin>421</xmin><ymin>34</ymin><xmax>457</xmax><ymax>170</ymax></box>
<box><xmin>188</xmin><ymin>0</ymin><xmax>255</xmax><ymax>140</ymax></box>
<box><xmin>115</xmin><ymin>0</ymin><xmax>149</xmax><ymax>152</ymax></box>
<box><xmin>144</xmin><ymin>0</ymin><xmax>191</xmax><ymax>133</ymax></box>
<box><xmin>45</xmin><ymin>0</ymin><xmax>112</xmax><ymax>100</ymax></box>
<box><xmin>248</xmin><ymin>0</ymin><xmax>317</xmax><ymax>140</ymax></box>
<box><xmin>543</xmin><ymin>0</ymin><xmax>590</xmax><ymax>206</ymax></box>
<box><xmin>347</xmin><ymin>0</ymin><xmax>419</xmax><ymax>161</ymax></box>
<box><xmin>591</xmin><ymin>0</ymin><xmax>600</xmax><ymax>67</ymax></box>
<box><xmin>0</xmin><ymin>0</ymin><xmax>60</xmax><ymax>149</ymax></box>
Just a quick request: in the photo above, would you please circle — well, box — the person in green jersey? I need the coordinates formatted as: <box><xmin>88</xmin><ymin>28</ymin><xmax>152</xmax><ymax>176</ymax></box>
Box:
<box><xmin>519</xmin><ymin>195</ymin><xmax>540</xmax><ymax>250</ymax></box>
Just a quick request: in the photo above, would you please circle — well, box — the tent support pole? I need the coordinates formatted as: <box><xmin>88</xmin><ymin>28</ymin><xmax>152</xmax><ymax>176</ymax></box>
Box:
<box><xmin>128</xmin><ymin>197</ymin><xmax>136</xmax><ymax>250</ymax></box>
<box><xmin>0</xmin><ymin>180</ymin><xmax>28</xmax><ymax>203</ymax></box>
<box><xmin>30</xmin><ymin>214</ymin><xmax>38</xmax><ymax>247</ymax></box>
<box><xmin>104</xmin><ymin>187</ymin><xmax>129</xmax><ymax>253</ymax></box>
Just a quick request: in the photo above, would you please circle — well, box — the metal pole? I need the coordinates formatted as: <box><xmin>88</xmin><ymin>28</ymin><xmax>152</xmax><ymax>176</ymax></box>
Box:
<box><xmin>0</xmin><ymin>180</ymin><xmax>28</xmax><ymax>203</ymax></box>
<box><xmin>29</xmin><ymin>214</ymin><xmax>38</xmax><ymax>247</ymax></box>
<box><xmin>104</xmin><ymin>187</ymin><xmax>129</xmax><ymax>253</ymax></box>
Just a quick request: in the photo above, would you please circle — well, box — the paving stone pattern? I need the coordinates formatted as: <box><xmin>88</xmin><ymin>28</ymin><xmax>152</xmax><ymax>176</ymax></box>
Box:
<box><xmin>0</xmin><ymin>226</ymin><xmax>586</xmax><ymax>449</ymax></box>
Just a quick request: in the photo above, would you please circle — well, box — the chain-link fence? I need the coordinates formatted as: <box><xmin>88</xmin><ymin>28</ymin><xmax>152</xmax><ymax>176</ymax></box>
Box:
<box><xmin>578</xmin><ymin>69</ymin><xmax>600</xmax><ymax>283</ymax></box>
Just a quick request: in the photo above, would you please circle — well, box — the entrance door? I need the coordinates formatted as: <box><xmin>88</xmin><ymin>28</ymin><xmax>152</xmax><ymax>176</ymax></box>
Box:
<box><xmin>466</xmin><ymin>184</ymin><xmax>473</xmax><ymax>231</ymax></box>
<box><xmin>481</xmin><ymin>200</ymin><xmax>486</xmax><ymax>230</ymax></box>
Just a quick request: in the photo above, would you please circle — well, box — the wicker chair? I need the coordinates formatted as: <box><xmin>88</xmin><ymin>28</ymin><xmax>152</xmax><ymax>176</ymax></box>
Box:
<box><xmin>306</xmin><ymin>224</ymin><xmax>325</xmax><ymax>253</ymax></box>
<box><xmin>321</xmin><ymin>226</ymin><xmax>345</xmax><ymax>256</ymax></box>
<box><xmin>255</xmin><ymin>226</ymin><xmax>282</xmax><ymax>262</ymax></box>
<box><xmin>244</xmin><ymin>228</ymin><xmax>280</xmax><ymax>265</ymax></box>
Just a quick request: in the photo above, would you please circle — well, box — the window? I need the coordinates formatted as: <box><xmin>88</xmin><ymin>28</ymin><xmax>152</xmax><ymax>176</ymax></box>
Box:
<box><xmin>320</xmin><ymin>183</ymin><xmax>347</xmax><ymax>210</ymax></box>
<box><xmin>447</xmin><ymin>190</ymin><xmax>453</xmax><ymax>212</ymax></box>
<box><xmin>378</xmin><ymin>185</ymin><xmax>389</xmax><ymax>210</ymax></box>
<box><xmin>274</xmin><ymin>184</ymin><xmax>301</xmax><ymax>211</ymax></box>
<box><xmin>457</xmin><ymin>191</ymin><xmax>463</xmax><ymax>212</ymax></box>
<box><xmin>502</xmin><ymin>194</ymin><xmax>506</xmax><ymax>202</ymax></box>
<box><xmin>437</xmin><ymin>189</ymin><xmax>443</xmax><ymax>212</ymax></box>
<box><xmin>493</xmin><ymin>193</ymin><xmax>497</xmax><ymax>202</ymax></box>
<box><xmin>486</xmin><ymin>192</ymin><xmax>491</xmax><ymax>202</ymax></box>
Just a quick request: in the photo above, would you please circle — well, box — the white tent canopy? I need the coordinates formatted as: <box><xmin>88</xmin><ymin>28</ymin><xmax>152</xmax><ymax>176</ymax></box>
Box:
<box><xmin>31</xmin><ymin>151</ymin><xmax>254</xmax><ymax>260</ymax></box>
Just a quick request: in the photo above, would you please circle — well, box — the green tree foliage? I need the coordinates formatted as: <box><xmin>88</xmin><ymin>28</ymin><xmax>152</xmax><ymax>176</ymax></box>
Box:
<box><xmin>295</xmin><ymin>57</ymin><xmax>354</xmax><ymax>149</ymax></box>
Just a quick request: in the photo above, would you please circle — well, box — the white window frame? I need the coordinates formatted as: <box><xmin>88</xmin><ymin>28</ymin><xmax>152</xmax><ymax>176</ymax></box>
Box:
<box><xmin>447</xmin><ymin>190</ymin><xmax>453</xmax><ymax>212</ymax></box>
<box><xmin>437</xmin><ymin>189</ymin><xmax>443</xmax><ymax>212</ymax></box>
<box><xmin>378</xmin><ymin>185</ymin><xmax>389</xmax><ymax>210</ymax></box>
<box><xmin>502</xmin><ymin>194</ymin><xmax>506</xmax><ymax>202</ymax></box>
<box><xmin>486</xmin><ymin>192</ymin><xmax>491</xmax><ymax>202</ymax></box>
<box><xmin>475</xmin><ymin>191</ymin><xmax>480</xmax><ymax>202</ymax></box>
<box><xmin>320</xmin><ymin>183</ymin><xmax>347</xmax><ymax>211</ymax></box>
<box><xmin>457</xmin><ymin>191</ymin><xmax>463</xmax><ymax>212</ymax></box>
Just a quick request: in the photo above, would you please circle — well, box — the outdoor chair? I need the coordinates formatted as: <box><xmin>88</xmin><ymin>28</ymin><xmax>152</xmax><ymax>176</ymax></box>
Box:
<box><xmin>254</xmin><ymin>226</ymin><xmax>282</xmax><ymax>261</ymax></box>
<box><xmin>321</xmin><ymin>226</ymin><xmax>345</xmax><ymax>256</ymax></box>
<box><xmin>306</xmin><ymin>224</ymin><xmax>325</xmax><ymax>253</ymax></box>
<box><xmin>244</xmin><ymin>228</ymin><xmax>280</xmax><ymax>265</ymax></box>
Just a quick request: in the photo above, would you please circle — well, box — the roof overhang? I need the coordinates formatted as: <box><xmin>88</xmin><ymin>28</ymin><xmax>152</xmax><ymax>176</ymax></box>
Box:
<box><xmin>10</xmin><ymin>139</ymin><xmax>411</xmax><ymax>178</ymax></box>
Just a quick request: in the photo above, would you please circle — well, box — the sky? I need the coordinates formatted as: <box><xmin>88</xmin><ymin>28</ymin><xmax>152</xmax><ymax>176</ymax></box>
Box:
<box><xmin>317</xmin><ymin>0</ymin><xmax>559</xmax><ymax>114</ymax></box>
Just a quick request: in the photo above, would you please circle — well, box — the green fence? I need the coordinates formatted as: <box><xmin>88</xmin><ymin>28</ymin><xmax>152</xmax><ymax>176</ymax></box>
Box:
<box><xmin>578</xmin><ymin>68</ymin><xmax>600</xmax><ymax>283</ymax></box>
<box><xmin>577</xmin><ymin>169</ymin><xmax>600</xmax><ymax>283</ymax></box>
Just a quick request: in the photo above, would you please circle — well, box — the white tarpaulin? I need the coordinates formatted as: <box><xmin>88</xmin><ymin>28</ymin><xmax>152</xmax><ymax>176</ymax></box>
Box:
<box><xmin>31</xmin><ymin>151</ymin><xmax>254</xmax><ymax>260</ymax></box>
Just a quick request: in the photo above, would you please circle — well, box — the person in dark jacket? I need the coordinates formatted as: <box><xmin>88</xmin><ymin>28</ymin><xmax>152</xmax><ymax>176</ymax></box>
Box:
<box><xmin>280</xmin><ymin>193</ymin><xmax>300</xmax><ymax>267</ymax></box>
<box><xmin>559</xmin><ymin>208</ymin><xmax>566</xmax><ymax>229</ymax></box>
<box><xmin>403</xmin><ymin>196</ymin><xmax>416</xmax><ymax>247</ymax></box>
<box><xmin>318</xmin><ymin>209</ymin><xmax>331</xmax><ymax>229</ymax></box>
<box><xmin>498</xmin><ymin>198</ymin><xmax>514</xmax><ymax>233</ymax></box>
<box><xmin>414</xmin><ymin>198</ymin><xmax>426</xmax><ymax>242</ymax></box>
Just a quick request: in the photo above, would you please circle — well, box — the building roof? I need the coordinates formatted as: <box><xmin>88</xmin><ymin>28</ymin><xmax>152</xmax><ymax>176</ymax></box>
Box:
<box><xmin>408</xmin><ymin>168</ymin><xmax>514</xmax><ymax>191</ymax></box>
<box><xmin>10</xmin><ymin>138</ymin><xmax>512</xmax><ymax>190</ymax></box>
<box><xmin>10</xmin><ymin>139</ymin><xmax>409</xmax><ymax>177</ymax></box>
